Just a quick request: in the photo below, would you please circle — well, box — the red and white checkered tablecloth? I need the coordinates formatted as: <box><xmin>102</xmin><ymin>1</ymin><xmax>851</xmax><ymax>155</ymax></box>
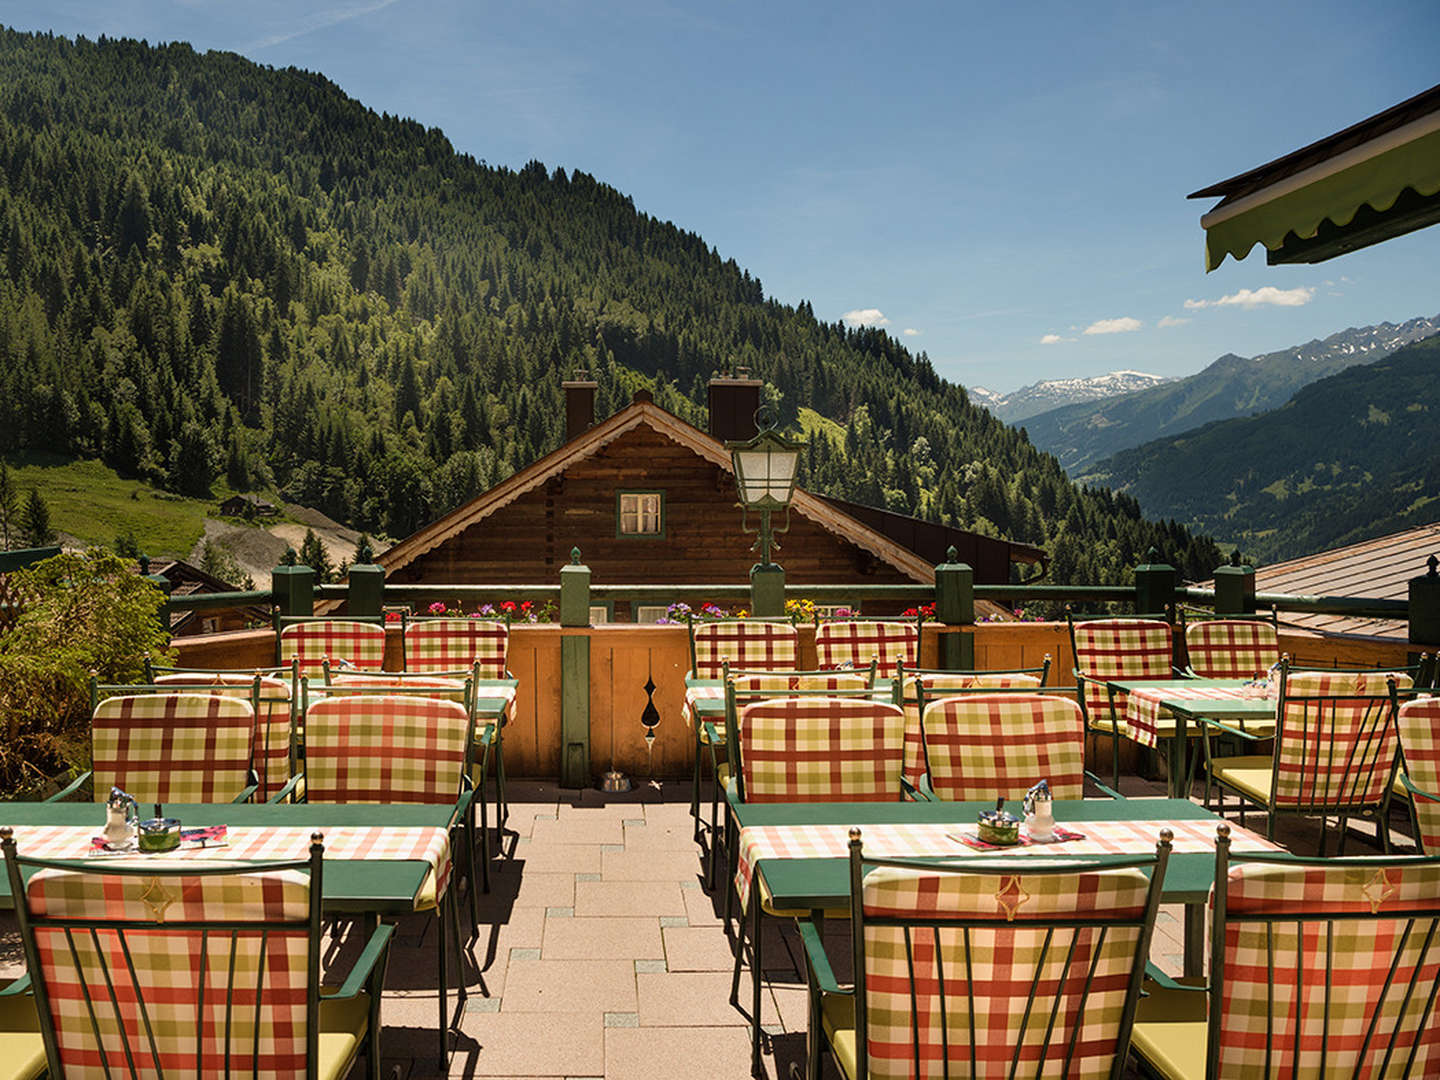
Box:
<box><xmin>1124</xmin><ymin>684</ymin><xmax>1272</xmax><ymax>747</ymax></box>
<box><xmin>2</xmin><ymin>824</ymin><xmax>453</xmax><ymax>908</ymax></box>
<box><xmin>682</xmin><ymin>685</ymin><xmax>726</xmax><ymax>732</ymax></box>
<box><xmin>734</xmin><ymin>817</ymin><xmax>1279</xmax><ymax>913</ymax></box>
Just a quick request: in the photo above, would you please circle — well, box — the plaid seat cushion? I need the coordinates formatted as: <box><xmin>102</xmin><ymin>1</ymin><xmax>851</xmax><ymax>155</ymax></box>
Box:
<box><xmin>859</xmin><ymin>864</ymin><xmax>1152</xmax><ymax>1080</ymax></box>
<box><xmin>154</xmin><ymin>673</ymin><xmax>293</xmax><ymax>801</ymax></box>
<box><xmin>27</xmin><ymin>866</ymin><xmax>313</xmax><ymax>1077</ymax></box>
<box><xmin>304</xmin><ymin>693</ymin><xmax>469</xmax><ymax>805</ymax></box>
<box><xmin>1217</xmin><ymin>861</ymin><xmax>1440</xmax><ymax>1078</ymax></box>
<box><xmin>691</xmin><ymin>621</ymin><xmax>798</xmax><ymax>679</ymax></box>
<box><xmin>1184</xmin><ymin>619</ymin><xmax>1280</xmax><ymax>679</ymax></box>
<box><xmin>921</xmin><ymin>693</ymin><xmax>1085</xmax><ymax>801</ymax></box>
<box><xmin>815</xmin><ymin>621</ymin><xmax>918</xmax><ymax>678</ymax></box>
<box><xmin>740</xmin><ymin>697</ymin><xmax>905</xmax><ymax>803</ymax></box>
<box><xmin>329</xmin><ymin>673</ymin><xmax>468</xmax><ymax>705</ymax></box>
<box><xmin>405</xmin><ymin>618</ymin><xmax>509</xmax><ymax>677</ymax></box>
<box><xmin>1399</xmin><ymin>698</ymin><xmax>1440</xmax><ymax>854</ymax></box>
<box><xmin>1072</xmin><ymin>618</ymin><xmax>1173</xmax><ymax>726</ymax></box>
<box><xmin>1274</xmin><ymin>672</ymin><xmax>1403</xmax><ymax>810</ymax></box>
<box><xmin>93</xmin><ymin>693</ymin><xmax>255</xmax><ymax>804</ymax></box>
<box><xmin>899</xmin><ymin>673</ymin><xmax>1042</xmax><ymax>792</ymax></box>
<box><xmin>279</xmin><ymin>620</ymin><xmax>386</xmax><ymax>676</ymax></box>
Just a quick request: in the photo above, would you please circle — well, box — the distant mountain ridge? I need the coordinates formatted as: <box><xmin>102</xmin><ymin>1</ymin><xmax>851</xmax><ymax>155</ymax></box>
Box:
<box><xmin>1019</xmin><ymin>315</ymin><xmax>1440</xmax><ymax>473</ymax></box>
<box><xmin>970</xmin><ymin>370</ymin><xmax>1174</xmax><ymax>424</ymax></box>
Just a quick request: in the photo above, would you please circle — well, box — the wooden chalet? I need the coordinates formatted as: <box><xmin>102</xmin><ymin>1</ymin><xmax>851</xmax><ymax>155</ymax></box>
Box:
<box><xmin>379</xmin><ymin>376</ymin><xmax>1047</xmax><ymax>620</ymax></box>
<box><xmin>149</xmin><ymin>559</ymin><xmax>270</xmax><ymax>636</ymax></box>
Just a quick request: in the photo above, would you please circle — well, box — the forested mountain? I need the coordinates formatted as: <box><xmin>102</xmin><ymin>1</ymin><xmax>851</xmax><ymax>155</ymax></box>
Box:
<box><xmin>1022</xmin><ymin>316</ymin><xmax>1440</xmax><ymax>473</ymax></box>
<box><xmin>1078</xmin><ymin>335</ymin><xmax>1440</xmax><ymax>564</ymax></box>
<box><xmin>0</xmin><ymin>27</ymin><xmax>1221</xmax><ymax>585</ymax></box>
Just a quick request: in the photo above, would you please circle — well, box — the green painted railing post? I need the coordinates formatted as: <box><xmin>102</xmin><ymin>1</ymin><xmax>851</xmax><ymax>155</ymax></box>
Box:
<box><xmin>750</xmin><ymin>563</ymin><xmax>785</xmax><ymax>618</ymax></box>
<box><xmin>935</xmin><ymin>546</ymin><xmax>974</xmax><ymax>670</ymax></box>
<box><xmin>1409</xmin><ymin>554</ymin><xmax>1440</xmax><ymax>646</ymax></box>
<box><xmin>1213</xmin><ymin>550</ymin><xmax>1256</xmax><ymax>615</ymax></box>
<box><xmin>272</xmin><ymin>561</ymin><xmax>315</xmax><ymax>618</ymax></box>
<box><xmin>1134</xmin><ymin>548</ymin><xmax>1176</xmax><ymax>617</ymax></box>
<box><xmin>560</xmin><ymin>548</ymin><xmax>591</xmax><ymax>788</ymax></box>
<box><xmin>346</xmin><ymin>563</ymin><xmax>385</xmax><ymax>617</ymax></box>
<box><xmin>139</xmin><ymin>555</ymin><xmax>173</xmax><ymax>636</ymax></box>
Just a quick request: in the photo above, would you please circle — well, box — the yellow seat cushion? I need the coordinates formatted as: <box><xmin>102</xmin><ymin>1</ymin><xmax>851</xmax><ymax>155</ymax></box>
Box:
<box><xmin>318</xmin><ymin>991</ymin><xmax>372</xmax><ymax>1080</ymax></box>
<box><xmin>756</xmin><ymin>876</ymin><xmax>848</xmax><ymax>920</ymax></box>
<box><xmin>716</xmin><ymin>762</ymin><xmax>732</xmax><ymax>788</ymax></box>
<box><xmin>700</xmin><ymin>722</ymin><xmax>727</xmax><ymax>745</ymax></box>
<box><xmin>1129</xmin><ymin>985</ymin><xmax>1208</xmax><ymax>1080</ymax></box>
<box><xmin>820</xmin><ymin>991</ymin><xmax>859</xmax><ymax>1079</ymax></box>
<box><xmin>0</xmin><ymin>992</ymin><xmax>45</xmax><ymax>1080</ymax></box>
<box><xmin>1208</xmin><ymin>755</ymin><xmax>1274</xmax><ymax>804</ymax></box>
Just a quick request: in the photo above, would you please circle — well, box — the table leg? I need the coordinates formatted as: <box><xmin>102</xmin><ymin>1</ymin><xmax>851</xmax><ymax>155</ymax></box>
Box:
<box><xmin>1184</xmin><ymin>901</ymin><xmax>1204</xmax><ymax>978</ymax></box>
<box><xmin>1170</xmin><ymin>713</ymin><xmax>1188</xmax><ymax>800</ymax></box>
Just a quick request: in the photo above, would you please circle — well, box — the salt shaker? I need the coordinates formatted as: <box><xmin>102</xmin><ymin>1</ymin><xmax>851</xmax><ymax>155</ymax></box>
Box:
<box><xmin>103</xmin><ymin>787</ymin><xmax>138</xmax><ymax>848</ymax></box>
<box><xmin>1024</xmin><ymin>779</ymin><xmax>1055</xmax><ymax>841</ymax></box>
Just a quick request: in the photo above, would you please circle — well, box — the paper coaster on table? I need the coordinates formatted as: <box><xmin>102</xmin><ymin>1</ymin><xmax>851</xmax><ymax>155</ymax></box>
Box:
<box><xmin>947</xmin><ymin>825</ymin><xmax>1087</xmax><ymax>851</ymax></box>
<box><xmin>88</xmin><ymin>824</ymin><xmax>230</xmax><ymax>856</ymax></box>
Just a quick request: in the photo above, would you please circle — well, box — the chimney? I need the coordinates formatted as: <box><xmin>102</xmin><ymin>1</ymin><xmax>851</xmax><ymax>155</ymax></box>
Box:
<box><xmin>707</xmin><ymin>367</ymin><xmax>763</xmax><ymax>443</ymax></box>
<box><xmin>561</xmin><ymin>371</ymin><xmax>599</xmax><ymax>442</ymax></box>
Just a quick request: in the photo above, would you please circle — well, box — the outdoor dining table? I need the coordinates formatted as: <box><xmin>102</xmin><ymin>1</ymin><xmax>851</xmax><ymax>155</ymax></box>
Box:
<box><xmin>682</xmin><ymin>676</ymin><xmax>896</xmax><ymax>729</ymax></box>
<box><xmin>1108</xmin><ymin>678</ymin><xmax>1277</xmax><ymax>798</ymax></box>
<box><xmin>0</xmin><ymin>801</ymin><xmax>458</xmax><ymax>916</ymax></box>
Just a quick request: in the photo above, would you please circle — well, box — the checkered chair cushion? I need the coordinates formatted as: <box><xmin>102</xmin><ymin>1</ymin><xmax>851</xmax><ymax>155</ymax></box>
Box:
<box><xmin>899</xmin><ymin>673</ymin><xmax>1043</xmax><ymax>792</ymax></box>
<box><xmin>691</xmin><ymin>621</ymin><xmax>798</xmax><ymax>679</ymax></box>
<box><xmin>1071</xmin><ymin>618</ymin><xmax>1173</xmax><ymax>727</ymax></box>
<box><xmin>921</xmin><ymin>693</ymin><xmax>1085</xmax><ymax>801</ymax></box>
<box><xmin>731</xmin><ymin>672</ymin><xmax>871</xmax><ymax>696</ymax></box>
<box><xmin>26</xmin><ymin>866</ymin><xmax>313</xmax><ymax>1077</ymax></box>
<box><xmin>405</xmin><ymin>618</ymin><xmax>509</xmax><ymax>677</ymax></box>
<box><xmin>329</xmin><ymin>672</ymin><xmax>468</xmax><ymax>704</ymax></box>
<box><xmin>279</xmin><ymin>620</ymin><xmax>386</xmax><ymax>676</ymax></box>
<box><xmin>92</xmin><ymin>693</ymin><xmax>255</xmax><ymax>804</ymax></box>
<box><xmin>859</xmin><ymin>863</ymin><xmax>1152</xmax><ymax>1080</ymax></box>
<box><xmin>1398</xmin><ymin>698</ymin><xmax>1440</xmax><ymax>854</ymax></box>
<box><xmin>1215</xmin><ymin>860</ymin><xmax>1440</xmax><ymax>1078</ymax></box>
<box><xmin>303</xmin><ymin>693</ymin><xmax>469</xmax><ymax>805</ymax></box>
<box><xmin>1184</xmin><ymin>619</ymin><xmax>1281</xmax><ymax>679</ymax></box>
<box><xmin>815</xmin><ymin>621</ymin><xmax>918</xmax><ymax>678</ymax></box>
<box><xmin>1273</xmin><ymin>671</ymin><xmax>1403</xmax><ymax>810</ymax></box>
<box><xmin>740</xmin><ymin>697</ymin><xmax>905</xmax><ymax>803</ymax></box>
<box><xmin>153</xmin><ymin>673</ymin><xmax>293</xmax><ymax>801</ymax></box>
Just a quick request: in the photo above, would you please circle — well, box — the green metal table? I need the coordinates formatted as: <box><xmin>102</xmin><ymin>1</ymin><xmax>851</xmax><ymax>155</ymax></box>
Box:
<box><xmin>0</xmin><ymin>802</ymin><xmax>456</xmax><ymax>915</ymax></box>
<box><xmin>1107</xmin><ymin>679</ymin><xmax>1275</xmax><ymax>798</ymax></box>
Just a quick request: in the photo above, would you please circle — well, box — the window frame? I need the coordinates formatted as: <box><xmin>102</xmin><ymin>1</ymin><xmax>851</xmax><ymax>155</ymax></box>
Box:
<box><xmin>615</xmin><ymin>489</ymin><xmax>666</xmax><ymax>539</ymax></box>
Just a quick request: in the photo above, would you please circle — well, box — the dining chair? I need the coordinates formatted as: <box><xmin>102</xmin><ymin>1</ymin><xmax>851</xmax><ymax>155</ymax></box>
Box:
<box><xmin>1200</xmin><ymin>665</ymin><xmax>1405</xmax><ymax>853</ymax></box>
<box><xmin>1180</xmin><ymin>613</ymin><xmax>1280</xmax><ymax>679</ymax></box>
<box><xmin>1398</xmin><ymin>697</ymin><xmax>1440</xmax><ymax>854</ymax></box>
<box><xmin>52</xmin><ymin>688</ymin><xmax>259</xmax><ymax>805</ymax></box>
<box><xmin>302</xmin><ymin>690</ymin><xmax>475</xmax><ymax>1062</ymax></box>
<box><xmin>1</xmin><ymin>828</ymin><xmax>392</xmax><ymax>1080</ymax></box>
<box><xmin>725</xmin><ymin>691</ymin><xmax>906</xmax><ymax>1073</ymax></box>
<box><xmin>919</xmin><ymin>691</ymin><xmax>1087</xmax><ymax>801</ymax></box>
<box><xmin>813</xmin><ymin>615</ymin><xmax>919</xmax><ymax>678</ymax></box>
<box><xmin>1068</xmin><ymin>614</ymin><xmax>1177</xmax><ymax>791</ymax></box>
<box><xmin>794</xmin><ymin>827</ymin><xmax>1171</xmax><ymax>1080</ymax></box>
<box><xmin>278</xmin><ymin>616</ymin><xmax>387</xmax><ymax>676</ymax></box>
<box><xmin>1129</xmin><ymin>824</ymin><xmax>1440</xmax><ymax>1080</ymax></box>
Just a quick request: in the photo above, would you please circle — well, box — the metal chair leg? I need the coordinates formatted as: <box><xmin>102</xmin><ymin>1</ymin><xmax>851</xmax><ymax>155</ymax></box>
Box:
<box><xmin>691</xmin><ymin>730</ymin><xmax>704</xmax><ymax>841</ymax></box>
<box><xmin>437</xmin><ymin>903</ymin><xmax>449</xmax><ymax>1065</ymax></box>
<box><xmin>750</xmin><ymin>898</ymin><xmax>764</xmax><ymax>1075</ymax></box>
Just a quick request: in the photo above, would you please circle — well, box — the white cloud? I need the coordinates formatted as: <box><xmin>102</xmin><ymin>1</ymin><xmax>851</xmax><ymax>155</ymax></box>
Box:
<box><xmin>1083</xmin><ymin>316</ymin><xmax>1142</xmax><ymax>336</ymax></box>
<box><xmin>1157</xmin><ymin>315</ymin><xmax>1191</xmax><ymax>329</ymax></box>
<box><xmin>902</xmin><ymin>328</ymin><xmax>920</xmax><ymax>337</ymax></box>
<box><xmin>1184</xmin><ymin>286</ymin><xmax>1315</xmax><ymax>310</ymax></box>
<box><xmin>1040</xmin><ymin>333</ymin><xmax>1065</xmax><ymax>345</ymax></box>
<box><xmin>841</xmin><ymin>308</ymin><xmax>890</xmax><ymax>327</ymax></box>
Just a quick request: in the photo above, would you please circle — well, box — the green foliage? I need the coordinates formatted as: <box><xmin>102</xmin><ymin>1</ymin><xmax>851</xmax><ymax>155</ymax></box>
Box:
<box><xmin>198</xmin><ymin>537</ymin><xmax>252</xmax><ymax>588</ymax></box>
<box><xmin>0</xmin><ymin>549</ymin><xmax>173</xmax><ymax>794</ymax></box>
<box><xmin>298</xmin><ymin>527</ymin><xmax>333</xmax><ymax>582</ymax></box>
<box><xmin>22</xmin><ymin>487</ymin><xmax>55</xmax><ymax>546</ymax></box>
<box><xmin>112</xmin><ymin>530</ymin><xmax>140</xmax><ymax>557</ymax></box>
<box><xmin>0</xmin><ymin>463</ymin><xmax>17</xmax><ymax>548</ymax></box>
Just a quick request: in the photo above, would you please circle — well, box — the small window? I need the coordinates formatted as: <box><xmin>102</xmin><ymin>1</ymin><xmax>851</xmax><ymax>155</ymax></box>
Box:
<box><xmin>589</xmin><ymin>605</ymin><xmax>610</xmax><ymax>625</ymax></box>
<box><xmin>635</xmin><ymin>605</ymin><xmax>670</xmax><ymax>624</ymax></box>
<box><xmin>618</xmin><ymin>491</ymin><xmax>663</xmax><ymax>537</ymax></box>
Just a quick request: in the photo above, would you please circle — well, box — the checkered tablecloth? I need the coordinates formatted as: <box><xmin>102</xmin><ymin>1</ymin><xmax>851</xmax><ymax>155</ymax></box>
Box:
<box><xmin>3</xmin><ymin>824</ymin><xmax>452</xmax><ymax>908</ymax></box>
<box><xmin>682</xmin><ymin>685</ymin><xmax>725</xmax><ymax>733</ymax></box>
<box><xmin>1124</xmin><ymin>684</ymin><xmax>1271</xmax><ymax>748</ymax></box>
<box><xmin>734</xmin><ymin>817</ymin><xmax>1278</xmax><ymax>913</ymax></box>
<box><xmin>312</xmin><ymin>677</ymin><xmax>517</xmax><ymax>728</ymax></box>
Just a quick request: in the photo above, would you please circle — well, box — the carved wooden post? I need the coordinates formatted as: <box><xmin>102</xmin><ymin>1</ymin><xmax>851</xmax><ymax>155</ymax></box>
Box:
<box><xmin>1213</xmin><ymin>550</ymin><xmax>1256</xmax><ymax>615</ymax></box>
<box><xmin>934</xmin><ymin>546</ymin><xmax>974</xmax><ymax>669</ymax></box>
<box><xmin>1410</xmin><ymin>554</ymin><xmax>1440</xmax><ymax>647</ymax></box>
<box><xmin>1134</xmin><ymin>548</ymin><xmax>1176</xmax><ymax>617</ymax></box>
<box><xmin>272</xmin><ymin>551</ymin><xmax>314</xmax><ymax>619</ymax></box>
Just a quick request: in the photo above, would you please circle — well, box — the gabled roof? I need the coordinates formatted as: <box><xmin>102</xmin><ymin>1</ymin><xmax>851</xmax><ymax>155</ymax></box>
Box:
<box><xmin>380</xmin><ymin>393</ymin><xmax>960</xmax><ymax>584</ymax></box>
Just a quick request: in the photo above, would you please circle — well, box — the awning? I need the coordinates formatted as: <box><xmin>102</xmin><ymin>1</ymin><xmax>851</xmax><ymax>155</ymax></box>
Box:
<box><xmin>1190</xmin><ymin>83</ymin><xmax>1440</xmax><ymax>270</ymax></box>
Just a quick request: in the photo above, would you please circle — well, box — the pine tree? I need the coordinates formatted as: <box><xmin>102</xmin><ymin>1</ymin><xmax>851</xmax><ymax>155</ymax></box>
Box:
<box><xmin>298</xmin><ymin>527</ymin><xmax>332</xmax><ymax>583</ymax></box>
<box><xmin>0</xmin><ymin>462</ymin><xmax>17</xmax><ymax>548</ymax></box>
<box><xmin>22</xmin><ymin>487</ymin><xmax>56</xmax><ymax>547</ymax></box>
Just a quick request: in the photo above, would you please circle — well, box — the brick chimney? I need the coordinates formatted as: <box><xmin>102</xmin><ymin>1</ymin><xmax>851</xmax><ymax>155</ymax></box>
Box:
<box><xmin>561</xmin><ymin>371</ymin><xmax>599</xmax><ymax>442</ymax></box>
<box><xmin>707</xmin><ymin>368</ymin><xmax>763</xmax><ymax>443</ymax></box>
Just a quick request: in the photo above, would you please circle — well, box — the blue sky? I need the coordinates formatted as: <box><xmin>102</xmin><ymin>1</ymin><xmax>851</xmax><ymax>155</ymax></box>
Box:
<box><xmin>7</xmin><ymin>1</ymin><xmax>1440</xmax><ymax>392</ymax></box>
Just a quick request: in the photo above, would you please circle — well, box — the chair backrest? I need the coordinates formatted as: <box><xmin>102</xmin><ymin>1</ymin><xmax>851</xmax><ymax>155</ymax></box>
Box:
<box><xmin>404</xmin><ymin>617</ymin><xmax>509</xmax><ymax>677</ymax></box>
<box><xmin>1068</xmin><ymin>616</ymin><xmax>1174</xmax><ymax>723</ymax></box>
<box><xmin>1398</xmin><ymin>697</ymin><xmax>1440</xmax><ymax>854</ymax></box>
<box><xmin>1272</xmin><ymin>669</ymin><xmax>1402</xmax><ymax>812</ymax></box>
<box><xmin>1184</xmin><ymin>617</ymin><xmax>1281</xmax><ymax>679</ymax></box>
<box><xmin>738</xmin><ymin>696</ymin><xmax>905</xmax><ymax>803</ymax></box>
<box><xmin>851</xmin><ymin>833</ymin><xmax>1169</xmax><ymax>1080</ymax></box>
<box><xmin>814</xmin><ymin>619</ymin><xmax>918</xmax><ymax>678</ymax></box>
<box><xmin>1209</xmin><ymin>839</ymin><xmax>1440</xmax><ymax>1079</ymax></box>
<box><xmin>727</xmin><ymin>667</ymin><xmax>875</xmax><ymax>697</ymax></box>
<box><xmin>152</xmin><ymin>672</ymin><xmax>294</xmax><ymax>802</ymax></box>
<box><xmin>302</xmin><ymin>693</ymin><xmax>470</xmax><ymax>804</ymax></box>
<box><xmin>689</xmin><ymin>618</ymin><xmax>798</xmax><ymax>679</ymax></box>
<box><xmin>325</xmin><ymin>665</ymin><xmax>471</xmax><ymax>706</ymax></box>
<box><xmin>2</xmin><ymin>831</ymin><xmax>321</xmax><ymax>1079</ymax></box>
<box><xmin>278</xmin><ymin>619</ymin><xmax>386</xmax><ymax>676</ymax></box>
<box><xmin>921</xmin><ymin>693</ymin><xmax>1086</xmax><ymax>801</ymax></box>
<box><xmin>92</xmin><ymin>693</ymin><xmax>255</xmax><ymax>804</ymax></box>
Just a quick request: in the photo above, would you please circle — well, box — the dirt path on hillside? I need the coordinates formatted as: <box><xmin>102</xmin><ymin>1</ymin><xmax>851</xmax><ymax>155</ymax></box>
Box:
<box><xmin>188</xmin><ymin>504</ymin><xmax>374</xmax><ymax>585</ymax></box>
